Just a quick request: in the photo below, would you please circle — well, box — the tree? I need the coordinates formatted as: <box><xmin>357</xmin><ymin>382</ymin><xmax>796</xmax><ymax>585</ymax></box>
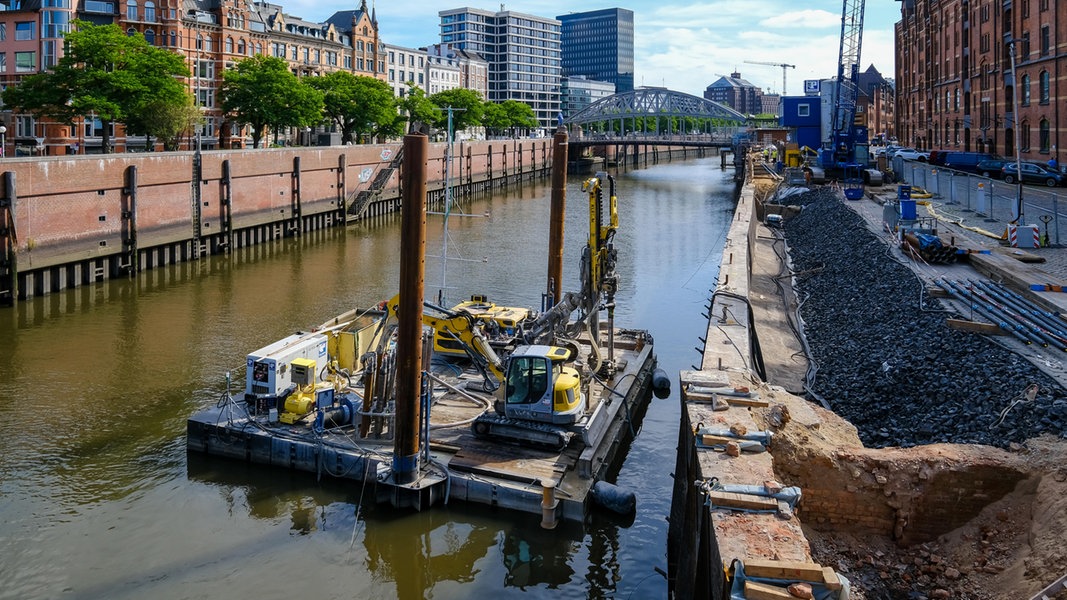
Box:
<box><xmin>219</xmin><ymin>55</ymin><xmax>323</xmax><ymax>148</ymax></box>
<box><xmin>306</xmin><ymin>72</ymin><xmax>396</xmax><ymax>144</ymax></box>
<box><xmin>428</xmin><ymin>88</ymin><xmax>484</xmax><ymax>138</ymax></box>
<box><xmin>127</xmin><ymin>96</ymin><xmax>202</xmax><ymax>151</ymax></box>
<box><xmin>397</xmin><ymin>85</ymin><xmax>437</xmax><ymax>135</ymax></box>
<box><xmin>481</xmin><ymin>102</ymin><xmax>509</xmax><ymax>138</ymax></box>
<box><xmin>1</xmin><ymin>20</ymin><xmax>189</xmax><ymax>153</ymax></box>
<box><xmin>500</xmin><ymin>100</ymin><xmax>538</xmax><ymax>136</ymax></box>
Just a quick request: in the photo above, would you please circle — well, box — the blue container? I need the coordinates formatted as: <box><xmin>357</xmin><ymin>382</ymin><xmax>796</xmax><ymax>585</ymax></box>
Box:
<box><xmin>900</xmin><ymin>199</ymin><xmax>917</xmax><ymax>220</ymax></box>
<box><xmin>897</xmin><ymin>184</ymin><xmax>912</xmax><ymax>200</ymax></box>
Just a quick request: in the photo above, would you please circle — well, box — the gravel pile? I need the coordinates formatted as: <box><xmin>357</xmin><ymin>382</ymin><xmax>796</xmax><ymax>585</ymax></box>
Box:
<box><xmin>781</xmin><ymin>188</ymin><xmax>1067</xmax><ymax>448</ymax></box>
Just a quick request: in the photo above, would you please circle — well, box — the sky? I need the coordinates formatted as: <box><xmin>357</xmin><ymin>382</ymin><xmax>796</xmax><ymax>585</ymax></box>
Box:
<box><xmin>284</xmin><ymin>1</ymin><xmax>902</xmax><ymax>98</ymax></box>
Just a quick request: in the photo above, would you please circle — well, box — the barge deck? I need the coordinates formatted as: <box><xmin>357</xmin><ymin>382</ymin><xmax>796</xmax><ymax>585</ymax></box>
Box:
<box><xmin>187</xmin><ymin>327</ymin><xmax>656</xmax><ymax>522</ymax></box>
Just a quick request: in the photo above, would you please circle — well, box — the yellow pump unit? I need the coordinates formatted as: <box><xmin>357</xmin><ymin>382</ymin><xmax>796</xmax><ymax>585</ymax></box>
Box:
<box><xmin>280</xmin><ymin>358</ymin><xmax>318</xmax><ymax>424</ymax></box>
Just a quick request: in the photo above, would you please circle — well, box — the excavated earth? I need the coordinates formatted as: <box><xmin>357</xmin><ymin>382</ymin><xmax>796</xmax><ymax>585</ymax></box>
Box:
<box><xmin>748</xmin><ymin>184</ymin><xmax>1067</xmax><ymax>600</ymax></box>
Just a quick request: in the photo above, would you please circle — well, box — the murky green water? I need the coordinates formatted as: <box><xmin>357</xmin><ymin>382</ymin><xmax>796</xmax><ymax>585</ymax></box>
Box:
<box><xmin>0</xmin><ymin>157</ymin><xmax>735</xmax><ymax>600</ymax></box>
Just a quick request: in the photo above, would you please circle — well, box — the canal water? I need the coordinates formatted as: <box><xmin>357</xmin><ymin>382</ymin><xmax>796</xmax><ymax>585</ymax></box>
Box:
<box><xmin>0</xmin><ymin>157</ymin><xmax>736</xmax><ymax>600</ymax></box>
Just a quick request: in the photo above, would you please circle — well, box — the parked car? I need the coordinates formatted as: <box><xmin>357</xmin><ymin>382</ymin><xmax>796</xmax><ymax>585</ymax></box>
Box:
<box><xmin>894</xmin><ymin>148</ymin><xmax>929</xmax><ymax>162</ymax></box>
<box><xmin>884</xmin><ymin>145</ymin><xmax>904</xmax><ymax>158</ymax></box>
<box><xmin>976</xmin><ymin>158</ymin><xmax>1010</xmax><ymax>179</ymax></box>
<box><xmin>940</xmin><ymin>152</ymin><xmax>998</xmax><ymax>173</ymax></box>
<box><xmin>1001</xmin><ymin>162</ymin><xmax>1066</xmax><ymax>187</ymax></box>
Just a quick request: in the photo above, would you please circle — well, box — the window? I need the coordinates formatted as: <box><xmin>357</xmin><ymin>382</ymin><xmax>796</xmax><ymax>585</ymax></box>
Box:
<box><xmin>1041</xmin><ymin>26</ymin><xmax>1050</xmax><ymax>56</ymax></box>
<box><xmin>14</xmin><ymin>21</ymin><xmax>33</xmax><ymax>41</ymax></box>
<box><xmin>237</xmin><ymin>39</ymin><xmax>245</xmax><ymax>54</ymax></box>
<box><xmin>1022</xmin><ymin>121</ymin><xmax>1031</xmax><ymax>151</ymax></box>
<box><xmin>1040</xmin><ymin>71</ymin><xmax>1050</xmax><ymax>103</ymax></box>
<box><xmin>1040</xmin><ymin>119</ymin><xmax>1050</xmax><ymax>152</ymax></box>
<box><xmin>14</xmin><ymin>51</ymin><xmax>35</xmax><ymax>72</ymax></box>
<box><xmin>1022</xmin><ymin>74</ymin><xmax>1031</xmax><ymax>105</ymax></box>
<box><xmin>798</xmin><ymin>104</ymin><xmax>810</xmax><ymax>117</ymax></box>
<box><xmin>225</xmin><ymin>37</ymin><xmax>232</xmax><ymax>53</ymax></box>
<box><xmin>0</xmin><ymin>53</ymin><xmax>5</xmax><ymax>72</ymax></box>
<box><xmin>125</xmin><ymin>0</ymin><xmax>136</xmax><ymax>20</ymax></box>
<box><xmin>144</xmin><ymin>1</ymin><xmax>154</xmax><ymax>22</ymax></box>
<box><xmin>143</xmin><ymin>29</ymin><xmax>154</xmax><ymax>45</ymax></box>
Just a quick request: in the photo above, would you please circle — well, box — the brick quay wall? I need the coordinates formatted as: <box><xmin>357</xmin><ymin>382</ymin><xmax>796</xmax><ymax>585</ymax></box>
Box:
<box><xmin>0</xmin><ymin>139</ymin><xmax>708</xmax><ymax>303</ymax></box>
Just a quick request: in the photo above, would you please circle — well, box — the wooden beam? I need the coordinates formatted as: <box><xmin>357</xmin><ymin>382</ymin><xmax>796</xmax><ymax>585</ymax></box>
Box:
<box><xmin>946</xmin><ymin>318</ymin><xmax>1005</xmax><ymax>335</ymax></box>
<box><xmin>743</xmin><ymin>580</ymin><xmax>794</xmax><ymax>600</ymax></box>
<box><xmin>744</xmin><ymin>559</ymin><xmax>827</xmax><ymax>581</ymax></box>
<box><xmin>707</xmin><ymin>491</ymin><xmax>778</xmax><ymax>511</ymax></box>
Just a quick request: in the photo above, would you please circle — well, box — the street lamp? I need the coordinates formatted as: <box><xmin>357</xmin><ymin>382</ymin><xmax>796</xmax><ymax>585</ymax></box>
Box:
<box><xmin>0</xmin><ymin>125</ymin><xmax>7</xmax><ymax>158</ymax></box>
<box><xmin>1008</xmin><ymin>38</ymin><xmax>1024</xmax><ymax>224</ymax></box>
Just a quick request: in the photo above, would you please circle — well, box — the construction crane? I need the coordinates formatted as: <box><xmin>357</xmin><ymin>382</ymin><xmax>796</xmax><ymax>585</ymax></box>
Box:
<box><xmin>743</xmin><ymin>60</ymin><xmax>796</xmax><ymax>95</ymax></box>
<box><xmin>820</xmin><ymin>0</ymin><xmax>869</xmax><ymax>173</ymax></box>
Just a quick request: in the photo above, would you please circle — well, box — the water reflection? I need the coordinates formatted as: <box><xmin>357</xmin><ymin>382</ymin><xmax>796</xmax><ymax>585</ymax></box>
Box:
<box><xmin>187</xmin><ymin>452</ymin><xmax>599</xmax><ymax>597</ymax></box>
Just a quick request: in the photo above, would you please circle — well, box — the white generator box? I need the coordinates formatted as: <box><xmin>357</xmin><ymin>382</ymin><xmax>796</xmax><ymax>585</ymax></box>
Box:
<box><xmin>245</xmin><ymin>332</ymin><xmax>328</xmax><ymax>398</ymax></box>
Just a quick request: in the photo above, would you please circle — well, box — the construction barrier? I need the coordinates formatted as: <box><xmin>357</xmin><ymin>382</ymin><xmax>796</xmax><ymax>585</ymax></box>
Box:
<box><xmin>1007</xmin><ymin>224</ymin><xmax>1040</xmax><ymax>249</ymax></box>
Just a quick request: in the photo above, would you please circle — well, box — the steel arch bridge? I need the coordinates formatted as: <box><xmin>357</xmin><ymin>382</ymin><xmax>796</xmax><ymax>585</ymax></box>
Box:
<box><xmin>566</xmin><ymin>87</ymin><xmax>748</xmax><ymax>133</ymax></box>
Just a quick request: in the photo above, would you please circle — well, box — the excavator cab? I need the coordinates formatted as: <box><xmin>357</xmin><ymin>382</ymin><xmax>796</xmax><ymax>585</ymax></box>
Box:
<box><xmin>496</xmin><ymin>345</ymin><xmax>584</xmax><ymax>425</ymax></box>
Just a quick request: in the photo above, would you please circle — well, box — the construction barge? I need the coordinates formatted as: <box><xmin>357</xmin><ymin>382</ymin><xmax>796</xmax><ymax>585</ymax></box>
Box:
<box><xmin>188</xmin><ymin>130</ymin><xmax>667</xmax><ymax>523</ymax></box>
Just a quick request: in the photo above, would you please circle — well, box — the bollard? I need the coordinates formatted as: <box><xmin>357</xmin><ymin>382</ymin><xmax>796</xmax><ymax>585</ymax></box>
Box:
<box><xmin>540</xmin><ymin>479</ymin><xmax>559</xmax><ymax>529</ymax></box>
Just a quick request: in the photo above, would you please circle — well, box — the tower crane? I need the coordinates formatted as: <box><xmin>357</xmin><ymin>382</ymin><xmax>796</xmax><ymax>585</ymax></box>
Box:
<box><xmin>742</xmin><ymin>60</ymin><xmax>796</xmax><ymax>95</ymax></box>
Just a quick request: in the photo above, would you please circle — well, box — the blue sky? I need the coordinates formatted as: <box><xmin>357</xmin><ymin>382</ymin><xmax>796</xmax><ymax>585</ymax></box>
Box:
<box><xmin>286</xmin><ymin>1</ymin><xmax>901</xmax><ymax>97</ymax></box>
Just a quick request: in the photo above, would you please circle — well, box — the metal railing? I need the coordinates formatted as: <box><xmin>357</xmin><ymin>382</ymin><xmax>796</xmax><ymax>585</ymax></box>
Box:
<box><xmin>894</xmin><ymin>157</ymin><xmax>1063</xmax><ymax>247</ymax></box>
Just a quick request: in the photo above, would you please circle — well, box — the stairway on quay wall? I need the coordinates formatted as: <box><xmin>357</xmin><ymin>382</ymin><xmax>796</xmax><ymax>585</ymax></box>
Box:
<box><xmin>667</xmin><ymin>159</ymin><xmax>1067</xmax><ymax>600</ymax></box>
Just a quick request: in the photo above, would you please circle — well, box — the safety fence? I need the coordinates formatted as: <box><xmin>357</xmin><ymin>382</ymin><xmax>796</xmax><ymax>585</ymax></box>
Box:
<box><xmin>894</xmin><ymin>158</ymin><xmax>1064</xmax><ymax>247</ymax></box>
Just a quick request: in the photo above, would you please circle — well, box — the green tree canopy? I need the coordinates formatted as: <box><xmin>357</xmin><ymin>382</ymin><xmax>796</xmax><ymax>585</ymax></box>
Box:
<box><xmin>306</xmin><ymin>71</ymin><xmax>396</xmax><ymax>144</ymax></box>
<box><xmin>219</xmin><ymin>55</ymin><xmax>324</xmax><ymax>148</ymax></box>
<box><xmin>1</xmin><ymin>20</ymin><xmax>189</xmax><ymax>153</ymax></box>
<box><xmin>500</xmin><ymin>100</ymin><xmax>538</xmax><ymax>133</ymax></box>
<box><xmin>397</xmin><ymin>85</ymin><xmax>437</xmax><ymax>135</ymax></box>
<box><xmin>428</xmin><ymin>88</ymin><xmax>484</xmax><ymax>138</ymax></box>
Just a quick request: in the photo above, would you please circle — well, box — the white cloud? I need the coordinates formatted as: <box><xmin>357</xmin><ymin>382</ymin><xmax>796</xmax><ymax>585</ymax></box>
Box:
<box><xmin>760</xmin><ymin>10</ymin><xmax>839</xmax><ymax>29</ymax></box>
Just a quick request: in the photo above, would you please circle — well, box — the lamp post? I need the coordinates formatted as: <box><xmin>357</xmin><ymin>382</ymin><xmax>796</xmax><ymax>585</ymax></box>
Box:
<box><xmin>1009</xmin><ymin>38</ymin><xmax>1024</xmax><ymax>224</ymax></box>
<box><xmin>0</xmin><ymin>125</ymin><xmax>6</xmax><ymax>158</ymax></box>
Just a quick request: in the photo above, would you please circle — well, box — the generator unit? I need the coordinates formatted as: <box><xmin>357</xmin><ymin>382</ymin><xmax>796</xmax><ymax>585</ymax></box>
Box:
<box><xmin>244</xmin><ymin>332</ymin><xmax>328</xmax><ymax>411</ymax></box>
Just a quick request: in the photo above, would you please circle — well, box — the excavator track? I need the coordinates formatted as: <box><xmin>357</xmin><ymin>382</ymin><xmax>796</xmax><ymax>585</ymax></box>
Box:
<box><xmin>470</xmin><ymin>413</ymin><xmax>575</xmax><ymax>452</ymax></box>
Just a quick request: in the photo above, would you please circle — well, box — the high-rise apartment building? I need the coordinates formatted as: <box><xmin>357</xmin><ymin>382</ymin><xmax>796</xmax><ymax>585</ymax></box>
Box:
<box><xmin>557</xmin><ymin>8</ymin><xmax>634</xmax><ymax>94</ymax></box>
<box><xmin>439</xmin><ymin>7</ymin><xmax>561</xmax><ymax>129</ymax></box>
<box><xmin>896</xmin><ymin>0</ymin><xmax>1065</xmax><ymax>163</ymax></box>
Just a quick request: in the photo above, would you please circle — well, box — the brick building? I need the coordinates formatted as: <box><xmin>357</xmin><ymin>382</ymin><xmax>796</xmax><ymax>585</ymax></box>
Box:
<box><xmin>895</xmin><ymin>0</ymin><xmax>1064</xmax><ymax>163</ymax></box>
<box><xmin>856</xmin><ymin>65</ymin><xmax>896</xmax><ymax>143</ymax></box>
<box><xmin>0</xmin><ymin>0</ymin><xmax>383</xmax><ymax>154</ymax></box>
<box><xmin>703</xmin><ymin>72</ymin><xmax>762</xmax><ymax>115</ymax></box>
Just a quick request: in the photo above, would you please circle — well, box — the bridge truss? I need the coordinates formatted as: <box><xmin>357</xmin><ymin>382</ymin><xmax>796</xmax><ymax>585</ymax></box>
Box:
<box><xmin>566</xmin><ymin>88</ymin><xmax>748</xmax><ymax>137</ymax></box>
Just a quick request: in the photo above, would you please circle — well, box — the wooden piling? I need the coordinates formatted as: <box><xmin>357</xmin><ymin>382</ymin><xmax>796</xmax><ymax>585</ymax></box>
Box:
<box><xmin>393</xmin><ymin>133</ymin><xmax>428</xmax><ymax>484</ymax></box>
<box><xmin>547</xmin><ymin>126</ymin><xmax>569</xmax><ymax>306</ymax></box>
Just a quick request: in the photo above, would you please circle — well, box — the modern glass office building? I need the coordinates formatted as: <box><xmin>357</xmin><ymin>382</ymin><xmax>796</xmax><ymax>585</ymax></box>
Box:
<box><xmin>439</xmin><ymin>7</ymin><xmax>561</xmax><ymax>130</ymax></box>
<box><xmin>557</xmin><ymin>8</ymin><xmax>634</xmax><ymax>94</ymax></box>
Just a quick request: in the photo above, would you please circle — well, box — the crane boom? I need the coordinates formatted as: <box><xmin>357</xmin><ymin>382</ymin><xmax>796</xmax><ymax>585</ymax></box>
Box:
<box><xmin>821</xmin><ymin>0</ymin><xmax>868</xmax><ymax>170</ymax></box>
<box><xmin>742</xmin><ymin>60</ymin><xmax>796</xmax><ymax>95</ymax></box>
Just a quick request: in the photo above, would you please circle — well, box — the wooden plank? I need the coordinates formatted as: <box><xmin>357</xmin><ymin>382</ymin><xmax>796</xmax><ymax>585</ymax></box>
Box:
<box><xmin>822</xmin><ymin>566</ymin><xmax>842</xmax><ymax>591</ymax></box>
<box><xmin>707</xmin><ymin>491</ymin><xmax>778</xmax><ymax>511</ymax></box>
<box><xmin>724</xmin><ymin>396</ymin><xmax>770</xmax><ymax>408</ymax></box>
<box><xmin>946</xmin><ymin>318</ymin><xmax>1005</xmax><ymax>335</ymax></box>
<box><xmin>745</xmin><ymin>559</ymin><xmax>826</xmax><ymax>582</ymax></box>
<box><xmin>743</xmin><ymin>580</ymin><xmax>794</xmax><ymax>600</ymax></box>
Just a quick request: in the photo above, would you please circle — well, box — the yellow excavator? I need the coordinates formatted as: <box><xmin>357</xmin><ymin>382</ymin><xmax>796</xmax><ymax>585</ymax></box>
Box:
<box><xmin>376</xmin><ymin>171</ymin><xmax>621</xmax><ymax>451</ymax></box>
